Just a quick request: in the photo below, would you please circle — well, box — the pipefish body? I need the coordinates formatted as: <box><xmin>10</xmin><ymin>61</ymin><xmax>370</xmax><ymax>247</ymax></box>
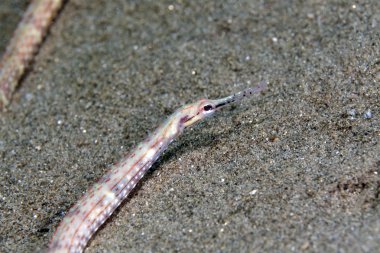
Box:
<box><xmin>48</xmin><ymin>83</ymin><xmax>266</xmax><ymax>253</ymax></box>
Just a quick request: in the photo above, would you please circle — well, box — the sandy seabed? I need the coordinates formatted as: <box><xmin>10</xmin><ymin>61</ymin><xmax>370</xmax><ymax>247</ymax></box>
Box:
<box><xmin>0</xmin><ymin>0</ymin><xmax>379</xmax><ymax>252</ymax></box>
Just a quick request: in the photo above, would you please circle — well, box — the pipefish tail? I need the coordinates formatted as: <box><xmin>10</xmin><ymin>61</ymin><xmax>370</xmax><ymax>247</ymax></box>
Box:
<box><xmin>0</xmin><ymin>0</ymin><xmax>64</xmax><ymax>108</ymax></box>
<box><xmin>48</xmin><ymin>83</ymin><xmax>266</xmax><ymax>253</ymax></box>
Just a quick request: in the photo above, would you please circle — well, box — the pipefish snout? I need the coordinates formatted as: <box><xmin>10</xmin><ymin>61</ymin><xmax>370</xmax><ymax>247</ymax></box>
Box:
<box><xmin>48</xmin><ymin>82</ymin><xmax>266</xmax><ymax>253</ymax></box>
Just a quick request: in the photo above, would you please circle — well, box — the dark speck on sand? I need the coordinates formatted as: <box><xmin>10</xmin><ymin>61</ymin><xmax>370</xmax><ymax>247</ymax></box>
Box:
<box><xmin>0</xmin><ymin>0</ymin><xmax>379</xmax><ymax>252</ymax></box>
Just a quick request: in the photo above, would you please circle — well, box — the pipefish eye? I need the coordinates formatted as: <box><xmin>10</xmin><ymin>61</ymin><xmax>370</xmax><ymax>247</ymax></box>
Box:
<box><xmin>203</xmin><ymin>104</ymin><xmax>214</xmax><ymax>112</ymax></box>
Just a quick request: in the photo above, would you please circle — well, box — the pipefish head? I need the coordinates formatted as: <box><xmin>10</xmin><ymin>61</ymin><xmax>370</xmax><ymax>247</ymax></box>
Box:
<box><xmin>180</xmin><ymin>83</ymin><xmax>266</xmax><ymax>128</ymax></box>
<box><xmin>179</xmin><ymin>99</ymin><xmax>219</xmax><ymax>128</ymax></box>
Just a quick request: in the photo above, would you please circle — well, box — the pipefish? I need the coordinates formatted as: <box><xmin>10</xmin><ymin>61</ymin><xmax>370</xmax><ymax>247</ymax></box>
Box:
<box><xmin>0</xmin><ymin>0</ymin><xmax>64</xmax><ymax>108</ymax></box>
<box><xmin>48</xmin><ymin>82</ymin><xmax>266</xmax><ymax>253</ymax></box>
